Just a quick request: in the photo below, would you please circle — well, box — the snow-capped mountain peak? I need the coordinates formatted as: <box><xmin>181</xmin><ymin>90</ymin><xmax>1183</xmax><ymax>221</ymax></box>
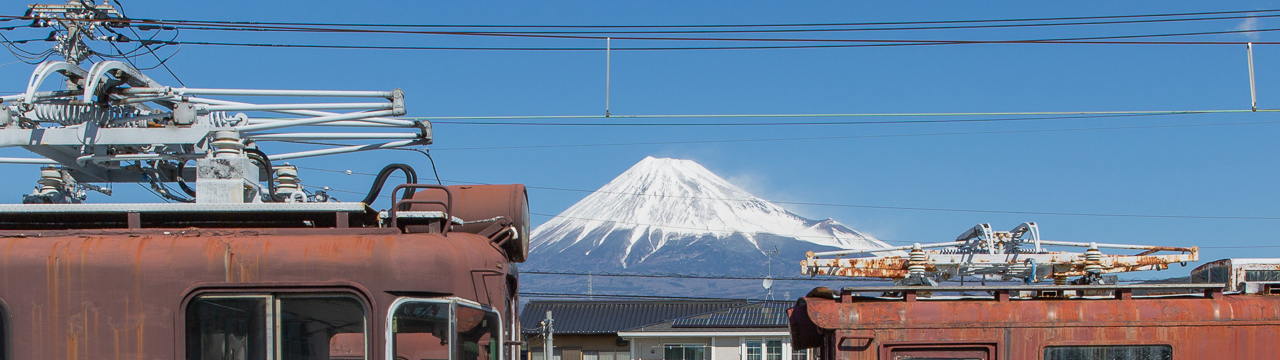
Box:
<box><xmin>528</xmin><ymin>157</ymin><xmax>887</xmax><ymax>270</ymax></box>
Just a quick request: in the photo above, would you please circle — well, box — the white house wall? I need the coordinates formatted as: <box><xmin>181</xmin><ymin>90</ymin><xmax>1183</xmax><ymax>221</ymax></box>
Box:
<box><xmin>712</xmin><ymin>337</ymin><xmax>741</xmax><ymax>360</ymax></box>
<box><xmin>621</xmin><ymin>335</ymin><xmax>792</xmax><ymax>360</ymax></box>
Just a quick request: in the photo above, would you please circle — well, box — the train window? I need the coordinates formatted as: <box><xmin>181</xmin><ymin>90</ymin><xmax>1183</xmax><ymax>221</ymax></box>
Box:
<box><xmin>0</xmin><ymin>301</ymin><xmax>8</xmax><ymax>360</ymax></box>
<box><xmin>186</xmin><ymin>296</ymin><xmax>270</xmax><ymax>360</ymax></box>
<box><xmin>455</xmin><ymin>304</ymin><xmax>502</xmax><ymax>360</ymax></box>
<box><xmin>186</xmin><ymin>294</ymin><xmax>368</xmax><ymax>360</ymax></box>
<box><xmin>1245</xmin><ymin>270</ymin><xmax>1280</xmax><ymax>282</ymax></box>
<box><xmin>1191</xmin><ymin>266</ymin><xmax>1228</xmax><ymax>284</ymax></box>
<box><xmin>883</xmin><ymin>344</ymin><xmax>991</xmax><ymax>360</ymax></box>
<box><xmin>279</xmin><ymin>296</ymin><xmax>366</xmax><ymax>360</ymax></box>
<box><xmin>393</xmin><ymin>300</ymin><xmax>452</xmax><ymax>360</ymax></box>
<box><xmin>1043</xmin><ymin>345</ymin><xmax>1172</xmax><ymax>360</ymax></box>
<box><xmin>391</xmin><ymin>299</ymin><xmax>505</xmax><ymax>360</ymax></box>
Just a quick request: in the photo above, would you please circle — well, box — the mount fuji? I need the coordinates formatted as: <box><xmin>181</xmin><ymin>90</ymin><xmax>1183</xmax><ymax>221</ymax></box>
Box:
<box><xmin>524</xmin><ymin>156</ymin><xmax>888</xmax><ymax>277</ymax></box>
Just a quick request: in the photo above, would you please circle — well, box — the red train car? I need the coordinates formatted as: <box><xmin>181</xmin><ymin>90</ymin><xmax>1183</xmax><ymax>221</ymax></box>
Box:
<box><xmin>788</xmin><ymin>284</ymin><xmax>1280</xmax><ymax>360</ymax></box>
<box><xmin>0</xmin><ymin>184</ymin><xmax>529</xmax><ymax>360</ymax></box>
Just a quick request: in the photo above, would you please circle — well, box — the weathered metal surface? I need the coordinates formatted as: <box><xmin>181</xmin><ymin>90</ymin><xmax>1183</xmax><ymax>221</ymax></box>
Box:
<box><xmin>790</xmin><ymin>289</ymin><xmax>1280</xmax><ymax>359</ymax></box>
<box><xmin>1191</xmin><ymin>258</ymin><xmax>1280</xmax><ymax>294</ymax></box>
<box><xmin>409</xmin><ymin>184</ymin><xmax>530</xmax><ymax>262</ymax></box>
<box><xmin>0</xmin><ymin>227</ymin><xmax>514</xmax><ymax>360</ymax></box>
<box><xmin>803</xmin><ymin>222</ymin><xmax>1198</xmax><ymax>283</ymax></box>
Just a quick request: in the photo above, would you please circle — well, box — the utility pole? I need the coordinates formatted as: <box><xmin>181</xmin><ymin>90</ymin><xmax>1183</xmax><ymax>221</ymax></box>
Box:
<box><xmin>542</xmin><ymin>310</ymin><xmax>555</xmax><ymax>360</ymax></box>
<box><xmin>605</xmin><ymin>37</ymin><xmax>611</xmax><ymax>117</ymax></box>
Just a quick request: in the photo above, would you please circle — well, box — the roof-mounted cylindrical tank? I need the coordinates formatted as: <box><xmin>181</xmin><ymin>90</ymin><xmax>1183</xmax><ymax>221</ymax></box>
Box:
<box><xmin>408</xmin><ymin>184</ymin><xmax>529</xmax><ymax>262</ymax></box>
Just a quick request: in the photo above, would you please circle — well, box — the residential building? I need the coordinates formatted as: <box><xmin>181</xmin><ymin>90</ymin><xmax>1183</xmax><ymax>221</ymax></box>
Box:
<box><xmin>519</xmin><ymin>300</ymin><xmax>810</xmax><ymax>360</ymax></box>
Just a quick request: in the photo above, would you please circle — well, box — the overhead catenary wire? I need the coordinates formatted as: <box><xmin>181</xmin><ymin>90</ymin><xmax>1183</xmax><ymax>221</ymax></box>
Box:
<box><xmin>12</xmin><ymin>8</ymin><xmax>1280</xmax><ymax>34</ymax></box>
<box><xmin>427</xmin><ymin>119</ymin><xmax>1280</xmax><ymax>151</ymax></box>
<box><xmin>129</xmin><ymin>12</ymin><xmax>1280</xmax><ymax>36</ymax></box>
<box><xmin>413</xmin><ymin>109</ymin><xmax>1275</xmax><ymax>123</ymax></box>
<box><xmin>70</xmin><ymin>36</ymin><xmax>1280</xmax><ymax>53</ymax></box>
<box><xmin>67</xmin><ymin>14</ymin><xmax>1280</xmax><ymax>38</ymax></box>
<box><xmin>107</xmin><ymin>0</ymin><xmax>186</xmax><ymax>86</ymax></box>
<box><xmin>17</xmin><ymin>8</ymin><xmax>1276</xmax><ymax>29</ymax></box>
<box><xmin>13</xmin><ymin>15</ymin><xmax>1280</xmax><ymax>52</ymax></box>
<box><xmin>126</xmin><ymin>23</ymin><xmax>1280</xmax><ymax>44</ymax></box>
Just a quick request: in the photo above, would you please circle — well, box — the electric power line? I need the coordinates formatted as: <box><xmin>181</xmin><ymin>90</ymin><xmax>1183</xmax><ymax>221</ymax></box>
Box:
<box><xmin>80</xmin><ymin>12</ymin><xmax>1280</xmax><ymax>37</ymax></box>
<box><xmin>427</xmin><ymin>120</ymin><xmax>1280</xmax><ymax>151</ymax></box>
<box><xmin>66</xmin><ymin>8</ymin><xmax>1280</xmax><ymax>30</ymax></box>
<box><xmin>12</xmin><ymin>8</ymin><xmax>1280</xmax><ymax>32</ymax></box>
<box><xmin>412</xmin><ymin>109</ymin><xmax>1269</xmax><ymax>123</ymax></box>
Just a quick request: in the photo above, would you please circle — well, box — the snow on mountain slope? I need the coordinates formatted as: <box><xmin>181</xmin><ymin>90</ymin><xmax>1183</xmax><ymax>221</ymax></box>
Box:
<box><xmin>527</xmin><ymin>156</ymin><xmax>887</xmax><ymax>271</ymax></box>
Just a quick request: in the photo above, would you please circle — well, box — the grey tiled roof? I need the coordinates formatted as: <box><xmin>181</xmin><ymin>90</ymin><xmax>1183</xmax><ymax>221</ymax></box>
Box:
<box><xmin>625</xmin><ymin>301</ymin><xmax>793</xmax><ymax>333</ymax></box>
<box><xmin>670</xmin><ymin>301</ymin><xmax>791</xmax><ymax>328</ymax></box>
<box><xmin>520</xmin><ymin>300</ymin><xmax>746</xmax><ymax>335</ymax></box>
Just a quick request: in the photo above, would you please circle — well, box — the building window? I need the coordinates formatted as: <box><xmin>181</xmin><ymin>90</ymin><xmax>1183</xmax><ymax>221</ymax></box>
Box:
<box><xmin>790</xmin><ymin>349</ymin><xmax>807</xmax><ymax>360</ymax></box>
<box><xmin>744</xmin><ymin>339</ymin><xmax>782</xmax><ymax>360</ymax></box>
<box><xmin>185</xmin><ymin>294</ymin><xmax>367</xmax><ymax>360</ymax></box>
<box><xmin>583</xmin><ymin>350</ymin><xmax>628</xmax><ymax>360</ymax></box>
<box><xmin>1043</xmin><ymin>345</ymin><xmax>1172</xmax><ymax>360</ymax></box>
<box><xmin>392</xmin><ymin>298</ymin><xmax>504</xmax><ymax>360</ymax></box>
<box><xmin>664</xmin><ymin>344</ymin><xmax>706</xmax><ymax>360</ymax></box>
<box><xmin>765</xmin><ymin>341</ymin><xmax>781</xmax><ymax>360</ymax></box>
<box><xmin>530</xmin><ymin>348</ymin><xmax>561</xmax><ymax>360</ymax></box>
<box><xmin>745</xmin><ymin>341</ymin><xmax>761</xmax><ymax>360</ymax></box>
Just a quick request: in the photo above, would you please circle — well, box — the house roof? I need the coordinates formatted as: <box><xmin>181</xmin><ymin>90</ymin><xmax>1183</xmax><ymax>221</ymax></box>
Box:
<box><xmin>622</xmin><ymin>301</ymin><xmax>793</xmax><ymax>334</ymax></box>
<box><xmin>519</xmin><ymin>300</ymin><xmax>746</xmax><ymax>335</ymax></box>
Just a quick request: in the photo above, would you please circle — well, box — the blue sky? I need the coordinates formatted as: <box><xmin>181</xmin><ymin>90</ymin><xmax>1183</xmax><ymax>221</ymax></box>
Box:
<box><xmin>2</xmin><ymin>1</ymin><xmax>1279</xmax><ymax>278</ymax></box>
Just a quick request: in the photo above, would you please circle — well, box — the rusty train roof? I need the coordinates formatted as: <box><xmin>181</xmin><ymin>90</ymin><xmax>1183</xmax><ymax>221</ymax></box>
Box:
<box><xmin>794</xmin><ymin>284</ymin><xmax>1280</xmax><ymax>331</ymax></box>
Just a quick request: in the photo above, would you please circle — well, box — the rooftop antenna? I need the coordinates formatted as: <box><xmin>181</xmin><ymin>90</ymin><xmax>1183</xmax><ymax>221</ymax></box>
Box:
<box><xmin>764</xmin><ymin>245</ymin><xmax>778</xmax><ymax>300</ymax></box>
<box><xmin>762</xmin><ymin>276</ymin><xmax>774</xmax><ymax>300</ymax></box>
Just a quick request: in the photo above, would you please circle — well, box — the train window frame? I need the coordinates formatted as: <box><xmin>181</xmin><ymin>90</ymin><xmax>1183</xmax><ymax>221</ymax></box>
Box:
<box><xmin>877</xmin><ymin>342</ymin><xmax>996</xmax><ymax>360</ymax></box>
<box><xmin>1042</xmin><ymin>344</ymin><xmax>1173</xmax><ymax>360</ymax></box>
<box><xmin>184</xmin><ymin>292</ymin><xmax>370</xmax><ymax>360</ymax></box>
<box><xmin>0</xmin><ymin>296</ymin><xmax>9</xmax><ymax>360</ymax></box>
<box><xmin>387</xmin><ymin>297</ymin><xmax>505</xmax><ymax>360</ymax></box>
<box><xmin>1245</xmin><ymin>269</ymin><xmax>1280</xmax><ymax>282</ymax></box>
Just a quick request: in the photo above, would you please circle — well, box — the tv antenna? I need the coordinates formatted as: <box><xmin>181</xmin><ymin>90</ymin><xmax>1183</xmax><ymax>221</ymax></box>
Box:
<box><xmin>764</xmin><ymin>245</ymin><xmax>778</xmax><ymax>300</ymax></box>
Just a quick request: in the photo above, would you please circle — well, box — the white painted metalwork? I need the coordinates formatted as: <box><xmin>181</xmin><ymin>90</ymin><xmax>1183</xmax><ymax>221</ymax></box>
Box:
<box><xmin>803</xmin><ymin>222</ymin><xmax>1199</xmax><ymax>285</ymax></box>
<box><xmin>0</xmin><ymin>1</ymin><xmax>430</xmax><ymax>204</ymax></box>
